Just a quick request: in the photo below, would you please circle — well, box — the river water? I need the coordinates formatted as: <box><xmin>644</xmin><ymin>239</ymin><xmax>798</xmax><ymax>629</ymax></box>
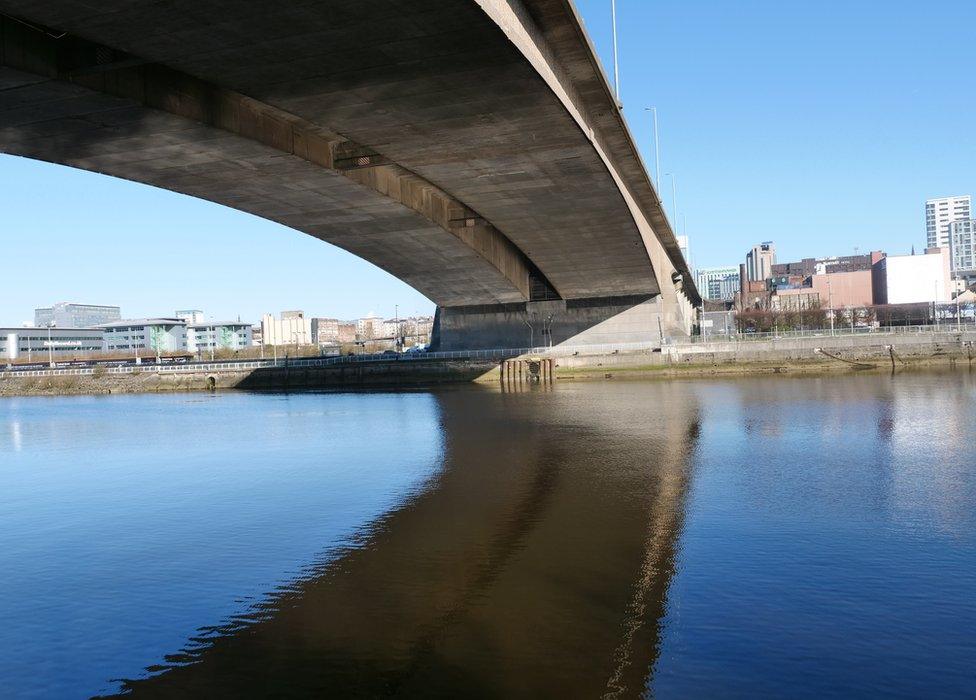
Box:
<box><xmin>1</xmin><ymin>373</ymin><xmax>974</xmax><ymax>698</ymax></box>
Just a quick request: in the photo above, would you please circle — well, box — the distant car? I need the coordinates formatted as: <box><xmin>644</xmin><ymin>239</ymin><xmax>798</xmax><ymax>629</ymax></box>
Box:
<box><xmin>381</xmin><ymin>350</ymin><xmax>397</xmax><ymax>356</ymax></box>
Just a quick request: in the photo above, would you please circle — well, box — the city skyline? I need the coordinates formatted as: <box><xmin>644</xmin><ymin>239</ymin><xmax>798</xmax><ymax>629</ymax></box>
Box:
<box><xmin>2</xmin><ymin>0</ymin><xmax>974</xmax><ymax>324</ymax></box>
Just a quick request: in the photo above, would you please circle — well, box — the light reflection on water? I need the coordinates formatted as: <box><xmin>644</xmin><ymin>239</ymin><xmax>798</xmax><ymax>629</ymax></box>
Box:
<box><xmin>1</xmin><ymin>372</ymin><xmax>974</xmax><ymax>699</ymax></box>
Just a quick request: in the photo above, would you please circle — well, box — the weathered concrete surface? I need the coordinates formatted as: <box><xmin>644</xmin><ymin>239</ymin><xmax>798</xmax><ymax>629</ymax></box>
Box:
<box><xmin>0</xmin><ymin>0</ymin><xmax>698</xmax><ymax>344</ymax></box>
<box><xmin>545</xmin><ymin>331</ymin><xmax>976</xmax><ymax>379</ymax></box>
<box><xmin>0</xmin><ymin>359</ymin><xmax>501</xmax><ymax>396</ymax></box>
<box><xmin>432</xmin><ymin>294</ymin><xmax>679</xmax><ymax>350</ymax></box>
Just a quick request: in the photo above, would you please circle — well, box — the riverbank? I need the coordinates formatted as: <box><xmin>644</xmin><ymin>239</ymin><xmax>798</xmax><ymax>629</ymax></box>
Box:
<box><xmin>0</xmin><ymin>358</ymin><xmax>499</xmax><ymax>397</ymax></box>
<box><xmin>2</xmin><ymin>329</ymin><xmax>974</xmax><ymax>396</ymax></box>
<box><xmin>550</xmin><ymin>331</ymin><xmax>976</xmax><ymax>380</ymax></box>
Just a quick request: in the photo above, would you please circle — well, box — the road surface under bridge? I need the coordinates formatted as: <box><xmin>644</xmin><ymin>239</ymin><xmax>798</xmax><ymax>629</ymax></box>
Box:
<box><xmin>0</xmin><ymin>0</ymin><xmax>699</xmax><ymax>349</ymax></box>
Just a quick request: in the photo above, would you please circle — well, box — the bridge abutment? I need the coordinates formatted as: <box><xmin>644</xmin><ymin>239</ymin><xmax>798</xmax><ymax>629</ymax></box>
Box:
<box><xmin>431</xmin><ymin>294</ymin><xmax>690</xmax><ymax>351</ymax></box>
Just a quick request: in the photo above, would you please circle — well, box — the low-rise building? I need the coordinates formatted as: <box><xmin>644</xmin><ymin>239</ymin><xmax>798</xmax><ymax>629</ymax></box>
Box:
<box><xmin>337</xmin><ymin>322</ymin><xmax>357</xmax><ymax>344</ymax></box>
<box><xmin>357</xmin><ymin>313</ymin><xmax>382</xmax><ymax>340</ymax></box>
<box><xmin>311</xmin><ymin>318</ymin><xmax>340</xmax><ymax>345</ymax></box>
<box><xmin>1</xmin><ymin>327</ymin><xmax>104</xmax><ymax>361</ymax></box>
<box><xmin>98</xmin><ymin>319</ymin><xmax>188</xmax><ymax>354</ymax></box>
<box><xmin>809</xmin><ymin>269</ymin><xmax>874</xmax><ymax>308</ymax></box>
<box><xmin>186</xmin><ymin>323</ymin><xmax>252</xmax><ymax>354</ymax></box>
<box><xmin>771</xmin><ymin>289</ymin><xmax>821</xmax><ymax>311</ymax></box>
<box><xmin>382</xmin><ymin>318</ymin><xmax>406</xmax><ymax>338</ymax></box>
<box><xmin>872</xmin><ymin>248</ymin><xmax>952</xmax><ymax>305</ymax></box>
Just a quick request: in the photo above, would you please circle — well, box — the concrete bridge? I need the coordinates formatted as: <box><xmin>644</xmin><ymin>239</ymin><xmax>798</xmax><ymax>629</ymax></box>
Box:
<box><xmin>0</xmin><ymin>0</ymin><xmax>699</xmax><ymax>349</ymax></box>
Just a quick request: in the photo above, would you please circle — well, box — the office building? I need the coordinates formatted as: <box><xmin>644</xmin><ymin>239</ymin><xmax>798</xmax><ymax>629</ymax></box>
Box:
<box><xmin>99</xmin><ymin>319</ymin><xmax>188</xmax><ymax>354</ymax></box>
<box><xmin>872</xmin><ymin>248</ymin><xmax>952</xmax><ymax>305</ymax></box>
<box><xmin>175</xmin><ymin>309</ymin><xmax>205</xmax><ymax>324</ymax></box>
<box><xmin>695</xmin><ymin>267</ymin><xmax>740</xmax><ymax>301</ymax></box>
<box><xmin>745</xmin><ymin>242</ymin><xmax>776</xmax><ymax>282</ymax></box>
<box><xmin>1</xmin><ymin>327</ymin><xmax>103</xmax><ymax>361</ymax></box>
<box><xmin>261</xmin><ymin>311</ymin><xmax>312</xmax><ymax>346</ymax></box>
<box><xmin>926</xmin><ymin>195</ymin><xmax>971</xmax><ymax>252</ymax></box>
<box><xmin>186</xmin><ymin>323</ymin><xmax>252</xmax><ymax>354</ymax></box>
<box><xmin>34</xmin><ymin>302</ymin><xmax>120</xmax><ymax>328</ymax></box>
<box><xmin>948</xmin><ymin>219</ymin><xmax>976</xmax><ymax>279</ymax></box>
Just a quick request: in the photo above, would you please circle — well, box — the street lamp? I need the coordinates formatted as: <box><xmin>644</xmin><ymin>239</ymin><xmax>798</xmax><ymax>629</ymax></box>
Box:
<box><xmin>611</xmin><ymin>0</ymin><xmax>620</xmax><ymax>104</ymax></box>
<box><xmin>664</xmin><ymin>173</ymin><xmax>678</xmax><ymax>228</ymax></box>
<box><xmin>827</xmin><ymin>275</ymin><xmax>835</xmax><ymax>336</ymax></box>
<box><xmin>47</xmin><ymin>322</ymin><xmax>54</xmax><ymax>367</ymax></box>
<box><xmin>644</xmin><ymin>107</ymin><xmax>661</xmax><ymax>191</ymax></box>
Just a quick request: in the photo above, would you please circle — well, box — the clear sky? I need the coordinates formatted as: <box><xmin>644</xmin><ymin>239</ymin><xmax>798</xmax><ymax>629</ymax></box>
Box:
<box><xmin>2</xmin><ymin>0</ymin><xmax>973</xmax><ymax>325</ymax></box>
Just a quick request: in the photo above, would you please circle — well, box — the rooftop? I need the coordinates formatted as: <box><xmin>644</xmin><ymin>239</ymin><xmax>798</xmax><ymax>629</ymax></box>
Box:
<box><xmin>96</xmin><ymin>318</ymin><xmax>185</xmax><ymax>328</ymax></box>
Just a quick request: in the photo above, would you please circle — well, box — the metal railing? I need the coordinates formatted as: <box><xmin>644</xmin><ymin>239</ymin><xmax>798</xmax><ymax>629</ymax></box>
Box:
<box><xmin>4</xmin><ymin>323</ymin><xmax>975</xmax><ymax>380</ymax></box>
<box><xmin>691</xmin><ymin>322</ymin><xmax>976</xmax><ymax>344</ymax></box>
<box><xmin>1</xmin><ymin>341</ymin><xmax>664</xmax><ymax>379</ymax></box>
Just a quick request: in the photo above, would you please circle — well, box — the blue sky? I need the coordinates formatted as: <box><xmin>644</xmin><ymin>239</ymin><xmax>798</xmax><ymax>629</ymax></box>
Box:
<box><xmin>2</xmin><ymin>0</ymin><xmax>973</xmax><ymax>325</ymax></box>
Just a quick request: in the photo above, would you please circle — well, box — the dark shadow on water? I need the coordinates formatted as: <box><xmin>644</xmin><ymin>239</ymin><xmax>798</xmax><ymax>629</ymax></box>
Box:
<box><xmin>99</xmin><ymin>384</ymin><xmax>701</xmax><ymax>699</ymax></box>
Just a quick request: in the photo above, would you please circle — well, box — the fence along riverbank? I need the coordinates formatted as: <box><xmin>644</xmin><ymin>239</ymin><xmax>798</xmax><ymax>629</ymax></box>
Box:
<box><xmin>1</xmin><ymin>326</ymin><xmax>974</xmax><ymax>395</ymax></box>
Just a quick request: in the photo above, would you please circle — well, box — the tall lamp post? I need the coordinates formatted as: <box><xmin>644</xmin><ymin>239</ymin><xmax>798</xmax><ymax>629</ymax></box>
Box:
<box><xmin>664</xmin><ymin>173</ymin><xmax>678</xmax><ymax>228</ymax></box>
<box><xmin>46</xmin><ymin>322</ymin><xmax>55</xmax><ymax>367</ymax></box>
<box><xmin>611</xmin><ymin>0</ymin><xmax>620</xmax><ymax>104</ymax></box>
<box><xmin>827</xmin><ymin>276</ymin><xmax>835</xmax><ymax>336</ymax></box>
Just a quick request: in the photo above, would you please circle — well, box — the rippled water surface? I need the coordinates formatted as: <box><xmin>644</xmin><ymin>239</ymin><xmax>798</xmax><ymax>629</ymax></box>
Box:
<box><xmin>1</xmin><ymin>374</ymin><xmax>974</xmax><ymax>698</ymax></box>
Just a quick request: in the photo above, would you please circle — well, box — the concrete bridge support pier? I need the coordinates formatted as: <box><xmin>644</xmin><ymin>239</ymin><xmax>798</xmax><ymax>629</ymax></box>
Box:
<box><xmin>432</xmin><ymin>293</ymin><xmax>690</xmax><ymax>352</ymax></box>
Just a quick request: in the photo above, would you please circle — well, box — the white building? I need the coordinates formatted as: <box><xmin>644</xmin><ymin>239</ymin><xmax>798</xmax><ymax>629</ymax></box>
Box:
<box><xmin>926</xmin><ymin>195</ymin><xmax>971</xmax><ymax>255</ymax></box>
<box><xmin>34</xmin><ymin>302</ymin><xmax>120</xmax><ymax>328</ymax></box>
<box><xmin>1</xmin><ymin>327</ymin><xmax>103</xmax><ymax>362</ymax></box>
<box><xmin>873</xmin><ymin>248</ymin><xmax>952</xmax><ymax>305</ymax></box>
<box><xmin>99</xmin><ymin>319</ymin><xmax>188</xmax><ymax>354</ymax></box>
<box><xmin>695</xmin><ymin>266</ymin><xmax>740</xmax><ymax>301</ymax></box>
<box><xmin>260</xmin><ymin>311</ymin><xmax>312</xmax><ymax>346</ymax></box>
<box><xmin>186</xmin><ymin>323</ymin><xmax>252</xmax><ymax>354</ymax></box>
<box><xmin>948</xmin><ymin>219</ymin><xmax>976</xmax><ymax>279</ymax></box>
<box><xmin>175</xmin><ymin>309</ymin><xmax>205</xmax><ymax>324</ymax></box>
<box><xmin>357</xmin><ymin>313</ymin><xmax>382</xmax><ymax>340</ymax></box>
<box><xmin>746</xmin><ymin>242</ymin><xmax>776</xmax><ymax>282</ymax></box>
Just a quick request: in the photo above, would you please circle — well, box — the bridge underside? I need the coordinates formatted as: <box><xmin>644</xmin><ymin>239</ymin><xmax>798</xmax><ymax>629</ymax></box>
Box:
<box><xmin>0</xmin><ymin>1</ymin><xmax>697</xmax><ymax>348</ymax></box>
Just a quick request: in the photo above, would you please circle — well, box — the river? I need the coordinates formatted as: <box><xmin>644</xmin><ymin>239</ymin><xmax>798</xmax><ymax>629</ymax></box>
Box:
<box><xmin>1</xmin><ymin>373</ymin><xmax>974</xmax><ymax>698</ymax></box>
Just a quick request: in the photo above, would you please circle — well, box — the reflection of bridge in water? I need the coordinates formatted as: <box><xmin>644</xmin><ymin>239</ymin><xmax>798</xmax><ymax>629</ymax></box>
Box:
<box><xmin>104</xmin><ymin>384</ymin><xmax>700</xmax><ymax>698</ymax></box>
